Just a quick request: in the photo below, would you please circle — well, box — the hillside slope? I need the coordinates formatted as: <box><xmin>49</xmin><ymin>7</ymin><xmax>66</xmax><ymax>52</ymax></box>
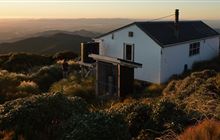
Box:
<box><xmin>163</xmin><ymin>69</ymin><xmax>220</xmax><ymax>118</ymax></box>
<box><xmin>0</xmin><ymin>33</ymin><xmax>91</xmax><ymax>55</ymax></box>
<box><xmin>34</xmin><ymin>29</ymin><xmax>101</xmax><ymax>38</ymax></box>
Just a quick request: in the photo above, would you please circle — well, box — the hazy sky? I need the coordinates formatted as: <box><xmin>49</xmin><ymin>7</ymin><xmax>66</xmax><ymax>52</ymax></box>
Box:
<box><xmin>0</xmin><ymin>0</ymin><xmax>219</xmax><ymax>20</ymax></box>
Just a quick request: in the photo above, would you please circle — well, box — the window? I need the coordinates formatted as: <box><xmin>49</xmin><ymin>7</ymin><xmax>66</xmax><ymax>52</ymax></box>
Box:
<box><xmin>189</xmin><ymin>42</ymin><xmax>200</xmax><ymax>56</ymax></box>
<box><xmin>111</xmin><ymin>34</ymin><xmax>114</xmax><ymax>39</ymax></box>
<box><xmin>184</xmin><ymin>64</ymin><xmax>188</xmax><ymax>72</ymax></box>
<box><xmin>124</xmin><ymin>44</ymin><xmax>134</xmax><ymax>61</ymax></box>
<box><xmin>128</xmin><ymin>31</ymin><xmax>133</xmax><ymax>37</ymax></box>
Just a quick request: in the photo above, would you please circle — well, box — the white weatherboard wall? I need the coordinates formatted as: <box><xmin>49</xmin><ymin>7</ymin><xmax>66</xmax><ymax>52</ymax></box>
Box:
<box><xmin>97</xmin><ymin>25</ymin><xmax>162</xmax><ymax>83</ymax></box>
<box><xmin>160</xmin><ymin>37</ymin><xmax>219</xmax><ymax>83</ymax></box>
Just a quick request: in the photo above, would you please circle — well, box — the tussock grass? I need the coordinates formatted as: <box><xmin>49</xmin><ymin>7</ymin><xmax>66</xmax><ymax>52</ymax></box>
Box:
<box><xmin>163</xmin><ymin>70</ymin><xmax>220</xmax><ymax>119</ymax></box>
<box><xmin>178</xmin><ymin>119</ymin><xmax>220</xmax><ymax>140</ymax></box>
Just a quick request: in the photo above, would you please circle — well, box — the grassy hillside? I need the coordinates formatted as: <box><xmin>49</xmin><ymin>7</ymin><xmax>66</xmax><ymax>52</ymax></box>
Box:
<box><xmin>0</xmin><ymin>33</ymin><xmax>91</xmax><ymax>55</ymax></box>
<box><xmin>0</xmin><ymin>53</ymin><xmax>219</xmax><ymax>140</ymax></box>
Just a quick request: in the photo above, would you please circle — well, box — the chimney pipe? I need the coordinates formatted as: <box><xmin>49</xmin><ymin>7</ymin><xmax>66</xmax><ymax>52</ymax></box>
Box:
<box><xmin>174</xmin><ymin>9</ymin><xmax>179</xmax><ymax>39</ymax></box>
<box><xmin>175</xmin><ymin>9</ymin><xmax>179</xmax><ymax>24</ymax></box>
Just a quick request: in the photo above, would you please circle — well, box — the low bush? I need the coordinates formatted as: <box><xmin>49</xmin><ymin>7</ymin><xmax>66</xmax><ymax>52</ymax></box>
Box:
<box><xmin>1</xmin><ymin>53</ymin><xmax>53</xmax><ymax>73</ymax></box>
<box><xmin>17</xmin><ymin>81</ymin><xmax>40</xmax><ymax>94</ymax></box>
<box><xmin>152</xmin><ymin>98</ymin><xmax>192</xmax><ymax>132</ymax></box>
<box><xmin>0</xmin><ymin>93</ymin><xmax>89</xmax><ymax>140</ymax></box>
<box><xmin>30</xmin><ymin>65</ymin><xmax>63</xmax><ymax>92</ymax></box>
<box><xmin>0</xmin><ymin>70</ymin><xmax>29</xmax><ymax>103</ymax></box>
<box><xmin>0</xmin><ymin>130</ymin><xmax>25</xmax><ymax>140</ymax></box>
<box><xmin>0</xmin><ymin>65</ymin><xmax>65</xmax><ymax>103</ymax></box>
<box><xmin>62</xmin><ymin>112</ymin><xmax>130</xmax><ymax>140</ymax></box>
<box><xmin>178</xmin><ymin>119</ymin><xmax>220</xmax><ymax>140</ymax></box>
<box><xmin>50</xmin><ymin>75</ymin><xmax>95</xmax><ymax>102</ymax></box>
<box><xmin>53</xmin><ymin>51</ymin><xmax>78</xmax><ymax>61</ymax></box>
<box><xmin>133</xmin><ymin>130</ymin><xmax>151</xmax><ymax>140</ymax></box>
<box><xmin>107</xmin><ymin>100</ymin><xmax>153</xmax><ymax>137</ymax></box>
<box><xmin>0</xmin><ymin>53</ymin><xmax>11</xmax><ymax>66</ymax></box>
<box><xmin>142</xmin><ymin>84</ymin><xmax>165</xmax><ymax>98</ymax></box>
<box><xmin>192</xmin><ymin>56</ymin><xmax>220</xmax><ymax>72</ymax></box>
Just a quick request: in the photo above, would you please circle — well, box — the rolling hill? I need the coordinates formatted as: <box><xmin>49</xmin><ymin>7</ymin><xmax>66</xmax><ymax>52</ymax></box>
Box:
<box><xmin>34</xmin><ymin>29</ymin><xmax>101</xmax><ymax>38</ymax></box>
<box><xmin>0</xmin><ymin>18</ymin><xmax>133</xmax><ymax>42</ymax></box>
<box><xmin>0</xmin><ymin>33</ymin><xmax>92</xmax><ymax>55</ymax></box>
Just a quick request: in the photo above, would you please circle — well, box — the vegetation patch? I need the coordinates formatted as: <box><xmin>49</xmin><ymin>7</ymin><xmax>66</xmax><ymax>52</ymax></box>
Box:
<box><xmin>163</xmin><ymin>70</ymin><xmax>220</xmax><ymax>119</ymax></box>
<box><xmin>179</xmin><ymin>119</ymin><xmax>220</xmax><ymax>140</ymax></box>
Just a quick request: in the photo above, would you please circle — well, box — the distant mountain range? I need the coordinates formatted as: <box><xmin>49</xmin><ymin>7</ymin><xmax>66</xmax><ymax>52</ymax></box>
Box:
<box><xmin>0</xmin><ymin>32</ymin><xmax>92</xmax><ymax>55</ymax></box>
<box><xmin>0</xmin><ymin>18</ymin><xmax>219</xmax><ymax>43</ymax></box>
<box><xmin>34</xmin><ymin>29</ymin><xmax>101</xmax><ymax>38</ymax></box>
<box><xmin>0</xmin><ymin>27</ymin><xmax>219</xmax><ymax>55</ymax></box>
<box><xmin>0</xmin><ymin>18</ymin><xmax>134</xmax><ymax>43</ymax></box>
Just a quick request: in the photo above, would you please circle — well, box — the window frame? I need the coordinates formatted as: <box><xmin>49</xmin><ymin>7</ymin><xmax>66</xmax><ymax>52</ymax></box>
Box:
<box><xmin>189</xmin><ymin>42</ymin><xmax>200</xmax><ymax>57</ymax></box>
<box><xmin>128</xmin><ymin>31</ymin><xmax>134</xmax><ymax>37</ymax></box>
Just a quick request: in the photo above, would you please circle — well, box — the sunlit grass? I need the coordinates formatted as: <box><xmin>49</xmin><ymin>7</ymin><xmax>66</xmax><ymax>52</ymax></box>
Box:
<box><xmin>179</xmin><ymin>119</ymin><xmax>220</xmax><ymax>140</ymax></box>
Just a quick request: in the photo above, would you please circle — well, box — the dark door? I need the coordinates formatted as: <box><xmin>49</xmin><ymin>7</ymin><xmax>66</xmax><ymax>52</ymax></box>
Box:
<box><xmin>124</xmin><ymin>44</ymin><xmax>134</xmax><ymax>61</ymax></box>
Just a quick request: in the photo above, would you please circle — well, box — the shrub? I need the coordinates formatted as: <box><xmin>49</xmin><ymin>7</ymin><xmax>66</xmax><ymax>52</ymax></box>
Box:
<box><xmin>147</xmin><ymin>84</ymin><xmax>165</xmax><ymax>94</ymax></box>
<box><xmin>142</xmin><ymin>84</ymin><xmax>165</xmax><ymax>98</ymax></box>
<box><xmin>178</xmin><ymin>119</ymin><xmax>220</xmax><ymax>140</ymax></box>
<box><xmin>0</xmin><ymin>53</ymin><xmax>11</xmax><ymax>66</ymax></box>
<box><xmin>0</xmin><ymin>70</ymin><xmax>29</xmax><ymax>103</ymax></box>
<box><xmin>192</xmin><ymin>56</ymin><xmax>220</xmax><ymax>72</ymax></box>
<box><xmin>17</xmin><ymin>81</ymin><xmax>40</xmax><ymax>94</ymax></box>
<box><xmin>62</xmin><ymin>112</ymin><xmax>131</xmax><ymax>140</ymax></box>
<box><xmin>107</xmin><ymin>100</ymin><xmax>153</xmax><ymax>137</ymax></box>
<box><xmin>50</xmin><ymin>75</ymin><xmax>95</xmax><ymax>102</ymax></box>
<box><xmin>133</xmin><ymin>130</ymin><xmax>151</xmax><ymax>140</ymax></box>
<box><xmin>216</xmin><ymin>105</ymin><xmax>220</xmax><ymax>119</ymax></box>
<box><xmin>53</xmin><ymin>51</ymin><xmax>78</xmax><ymax>61</ymax></box>
<box><xmin>30</xmin><ymin>65</ymin><xmax>63</xmax><ymax>92</ymax></box>
<box><xmin>0</xmin><ymin>93</ymin><xmax>89</xmax><ymax>140</ymax></box>
<box><xmin>152</xmin><ymin>98</ymin><xmax>191</xmax><ymax>132</ymax></box>
<box><xmin>1</xmin><ymin>53</ymin><xmax>53</xmax><ymax>73</ymax></box>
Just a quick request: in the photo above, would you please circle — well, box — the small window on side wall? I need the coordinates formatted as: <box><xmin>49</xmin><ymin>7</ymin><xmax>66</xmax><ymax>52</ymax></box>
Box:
<box><xmin>128</xmin><ymin>31</ymin><xmax>133</xmax><ymax>37</ymax></box>
<box><xmin>111</xmin><ymin>34</ymin><xmax>114</xmax><ymax>40</ymax></box>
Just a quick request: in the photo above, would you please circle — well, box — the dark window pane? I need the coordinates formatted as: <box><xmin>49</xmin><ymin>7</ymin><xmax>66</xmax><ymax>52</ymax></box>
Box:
<box><xmin>126</xmin><ymin>45</ymin><xmax>132</xmax><ymax>60</ymax></box>
<box><xmin>128</xmin><ymin>32</ymin><xmax>133</xmax><ymax>37</ymax></box>
<box><xmin>189</xmin><ymin>42</ymin><xmax>200</xmax><ymax>56</ymax></box>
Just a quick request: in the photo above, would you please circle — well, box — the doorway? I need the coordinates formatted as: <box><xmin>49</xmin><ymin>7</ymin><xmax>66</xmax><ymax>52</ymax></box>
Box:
<box><xmin>124</xmin><ymin>44</ymin><xmax>134</xmax><ymax>61</ymax></box>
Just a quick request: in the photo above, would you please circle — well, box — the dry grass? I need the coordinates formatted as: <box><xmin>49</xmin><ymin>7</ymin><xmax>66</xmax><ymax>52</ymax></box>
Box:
<box><xmin>0</xmin><ymin>131</ymin><xmax>24</xmax><ymax>140</ymax></box>
<box><xmin>178</xmin><ymin>119</ymin><xmax>220</xmax><ymax>140</ymax></box>
<box><xmin>18</xmin><ymin>81</ymin><xmax>38</xmax><ymax>89</ymax></box>
<box><xmin>162</xmin><ymin>70</ymin><xmax>220</xmax><ymax>118</ymax></box>
<box><xmin>147</xmin><ymin>84</ymin><xmax>165</xmax><ymax>94</ymax></box>
<box><xmin>56</xmin><ymin>59</ymin><xmax>76</xmax><ymax>65</ymax></box>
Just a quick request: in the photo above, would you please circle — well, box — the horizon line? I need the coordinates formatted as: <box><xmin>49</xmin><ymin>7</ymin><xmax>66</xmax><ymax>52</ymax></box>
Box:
<box><xmin>0</xmin><ymin>0</ymin><xmax>219</xmax><ymax>3</ymax></box>
<box><xmin>0</xmin><ymin>17</ymin><xmax>219</xmax><ymax>20</ymax></box>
